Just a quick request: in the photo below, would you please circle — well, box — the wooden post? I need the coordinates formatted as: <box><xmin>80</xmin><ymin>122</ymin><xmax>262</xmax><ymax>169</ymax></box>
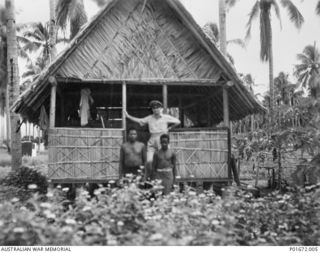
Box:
<box><xmin>49</xmin><ymin>76</ymin><xmax>57</xmax><ymax>129</ymax></box>
<box><xmin>163</xmin><ymin>84</ymin><xmax>168</xmax><ymax>113</ymax></box>
<box><xmin>223</xmin><ymin>86</ymin><xmax>229</xmax><ymax>128</ymax></box>
<box><xmin>122</xmin><ymin>81</ymin><xmax>127</xmax><ymax>140</ymax></box>
<box><xmin>60</xmin><ymin>90</ymin><xmax>65</xmax><ymax>127</ymax></box>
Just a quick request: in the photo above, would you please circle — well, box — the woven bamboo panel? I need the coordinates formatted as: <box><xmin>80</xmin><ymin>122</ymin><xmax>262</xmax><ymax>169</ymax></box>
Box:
<box><xmin>48</xmin><ymin>128</ymin><xmax>123</xmax><ymax>181</ymax></box>
<box><xmin>170</xmin><ymin>130</ymin><xmax>229</xmax><ymax>180</ymax></box>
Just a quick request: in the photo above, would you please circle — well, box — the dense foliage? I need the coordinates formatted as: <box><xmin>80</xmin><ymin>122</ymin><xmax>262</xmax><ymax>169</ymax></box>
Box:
<box><xmin>0</xmin><ymin>166</ymin><xmax>48</xmax><ymax>195</ymax></box>
<box><xmin>0</xmin><ymin>177</ymin><xmax>319</xmax><ymax>246</ymax></box>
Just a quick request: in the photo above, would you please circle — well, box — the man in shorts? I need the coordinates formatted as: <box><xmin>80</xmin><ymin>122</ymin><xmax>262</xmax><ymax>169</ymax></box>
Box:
<box><xmin>152</xmin><ymin>134</ymin><xmax>177</xmax><ymax>194</ymax></box>
<box><xmin>125</xmin><ymin>100</ymin><xmax>180</xmax><ymax>179</ymax></box>
<box><xmin>119</xmin><ymin>127</ymin><xmax>146</xmax><ymax>178</ymax></box>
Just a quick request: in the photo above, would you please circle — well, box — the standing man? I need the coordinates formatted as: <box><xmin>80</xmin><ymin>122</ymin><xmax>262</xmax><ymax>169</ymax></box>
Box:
<box><xmin>119</xmin><ymin>127</ymin><xmax>146</xmax><ymax>178</ymax></box>
<box><xmin>152</xmin><ymin>134</ymin><xmax>177</xmax><ymax>195</ymax></box>
<box><xmin>125</xmin><ymin>100</ymin><xmax>180</xmax><ymax>179</ymax></box>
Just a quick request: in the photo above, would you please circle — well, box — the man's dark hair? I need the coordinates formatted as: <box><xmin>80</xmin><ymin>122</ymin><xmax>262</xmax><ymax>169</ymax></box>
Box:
<box><xmin>127</xmin><ymin>127</ymin><xmax>137</xmax><ymax>134</ymax></box>
<box><xmin>160</xmin><ymin>134</ymin><xmax>170</xmax><ymax>142</ymax></box>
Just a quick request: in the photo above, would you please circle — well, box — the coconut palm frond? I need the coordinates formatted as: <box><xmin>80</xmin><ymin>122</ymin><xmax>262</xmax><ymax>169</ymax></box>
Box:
<box><xmin>203</xmin><ymin>22</ymin><xmax>219</xmax><ymax>43</ymax></box>
<box><xmin>69</xmin><ymin>0</ymin><xmax>88</xmax><ymax>39</ymax></box>
<box><xmin>245</xmin><ymin>1</ymin><xmax>260</xmax><ymax>40</ymax></box>
<box><xmin>226</xmin><ymin>0</ymin><xmax>238</xmax><ymax>8</ymax></box>
<box><xmin>91</xmin><ymin>0</ymin><xmax>106</xmax><ymax>7</ymax></box>
<box><xmin>259</xmin><ymin>5</ymin><xmax>271</xmax><ymax>61</ymax></box>
<box><xmin>303</xmin><ymin>44</ymin><xmax>319</xmax><ymax>61</ymax></box>
<box><xmin>316</xmin><ymin>0</ymin><xmax>320</xmax><ymax>16</ymax></box>
<box><xmin>280</xmin><ymin>0</ymin><xmax>304</xmax><ymax>28</ymax></box>
<box><xmin>272</xmin><ymin>0</ymin><xmax>283</xmax><ymax>29</ymax></box>
<box><xmin>22</xmin><ymin>70</ymin><xmax>36</xmax><ymax>78</ymax></box>
<box><xmin>56</xmin><ymin>0</ymin><xmax>72</xmax><ymax>31</ymax></box>
<box><xmin>56</xmin><ymin>38</ymin><xmax>69</xmax><ymax>44</ymax></box>
<box><xmin>296</xmin><ymin>53</ymin><xmax>313</xmax><ymax>65</ymax></box>
<box><xmin>227</xmin><ymin>38</ymin><xmax>246</xmax><ymax>49</ymax></box>
<box><xmin>227</xmin><ymin>53</ymin><xmax>234</xmax><ymax>64</ymax></box>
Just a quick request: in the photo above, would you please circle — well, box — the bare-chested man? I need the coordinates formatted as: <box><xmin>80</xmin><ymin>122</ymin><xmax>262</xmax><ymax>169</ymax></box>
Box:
<box><xmin>152</xmin><ymin>134</ymin><xmax>176</xmax><ymax>194</ymax></box>
<box><xmin>119</xmin><ymin>127</ymin><xmax>146</xmax><ymax>178</ymax></box>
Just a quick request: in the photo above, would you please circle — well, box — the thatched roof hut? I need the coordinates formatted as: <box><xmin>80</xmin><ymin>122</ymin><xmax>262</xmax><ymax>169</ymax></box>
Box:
<box><xmin>12</xmin><ymin>0</ymin><xmax>264</xmax><ymax>124</ymax></box>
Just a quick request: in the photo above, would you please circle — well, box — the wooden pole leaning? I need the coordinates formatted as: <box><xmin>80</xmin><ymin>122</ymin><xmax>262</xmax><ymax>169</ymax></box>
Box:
<box><xmin>163</xmin><ymin>84</ymin><xmax>168</xmax><ymax>113</ymax></box>
<box><xmin>49</xmin><ymin>76</ymin><xmax>57</xmax><ymax>129</ymax></box>
<box><xmin>122</xmin><ymin>81</ymin><xmax>127</xmax><ymax>141</ymax></box>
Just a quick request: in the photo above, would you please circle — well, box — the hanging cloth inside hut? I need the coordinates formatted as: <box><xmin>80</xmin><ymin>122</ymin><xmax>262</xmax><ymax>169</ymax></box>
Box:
<box><xmin>39</xmin><ymin>105</ymin><xmax>49</xmax><ymax>131</ymax></box>
<box><xmin>79</xmin><ymin>88</ymin><xmax>94</xmax><ymax>126</ymax></box>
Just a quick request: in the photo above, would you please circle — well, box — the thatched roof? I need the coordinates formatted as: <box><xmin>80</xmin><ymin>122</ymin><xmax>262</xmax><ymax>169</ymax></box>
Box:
<box><xmin>12</xmin><ymin>0</ymin><xmax>265</xmax><ymax>123</ymax></box>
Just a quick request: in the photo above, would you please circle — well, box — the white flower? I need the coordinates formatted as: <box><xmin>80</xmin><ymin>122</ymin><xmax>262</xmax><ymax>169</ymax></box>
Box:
<box><xmin>65</xmin><ymin>219</ymin><xmax>76</xmax><ymax>225</ymax></box>
<box><xmin>40</xmin><ymin>203</ymin><xmax>52</xmax><ymax>209</ymax></box>
<box><xmin>150</xmin><ymin>233</ymin><xmax>163</xmax><ymax>241</ymax></box>
<box><xmin>211</xmin><ymin>220</ymin><xmax>219</xmax><ymax>225</ymax></box>
<box><xmin>62</xmin><ymin>187</ymin><xmax>69</xmax><ymax>192</ymax></box>
<box><xmin>117</xmin><ymin>221</ymin><xmax>124</xmax><ymax>226</ymax></box>
<box><xmin>109</xmin><ymin>180</ymin><xmax>115</xmax><ymax>184</ymax></box>
<box><xmin>188</xmin><ymin>191</ymin><xmax>196</xmax><ymax>196</ymax></box>
<box><xmin>82</xmin><ymin>206</ymin><xmax>91</xmax><ymax>212</ymax></box>
<box><xmin>11</xmin><ymin>198</ymin><xmax>19</xmax><ymax>203</ymax></box>
<box><xmin>28</xmin><ymin>184</ymin><xmax>37</xmax><ymax>190</ymax></box>
<box><xmin>46</xmin><ymin>192</ymin><xmax>54</xmax><ymax>198</ymax></box>
<box><xmin>13</xmin><ymin>227</ymin><xmax>25</xmax><ymax>233</ymax></box>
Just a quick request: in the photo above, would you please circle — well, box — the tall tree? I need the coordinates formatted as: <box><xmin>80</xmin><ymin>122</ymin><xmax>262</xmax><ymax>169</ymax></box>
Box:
<box><xmin>218</xmin><ymin>0</ymin><xmax>239</xmax><ymax>56</ymax></box>
<box><xmin>246</xmin><ymin>0</ymin><xmax>304</xmax><ymax>127</ymax></box>
<box><xmin>56</xmin><ymin>0</ymin><xmax>88</xmax><ymax>40</ymax></box>
<box><xmin>294</xmin><ymin>43</ymin><xmax>320</xmax><ymax>98</ymax></box>
<box><xmin>49</xmin><ymin>0</ymin><xmax>57</xmax><ymax>60</ymax></box>
<box><xmin>6</xmin><ymin>0</ymin><xmax>22</xmax><ymax>170</ymax></box>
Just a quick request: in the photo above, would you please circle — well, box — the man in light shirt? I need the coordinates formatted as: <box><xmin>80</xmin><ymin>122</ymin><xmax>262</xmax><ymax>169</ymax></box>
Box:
<box><xmin>125</xmin><ymin>100</ymin><xmax>180</xmax><ymax>179</ymax></box>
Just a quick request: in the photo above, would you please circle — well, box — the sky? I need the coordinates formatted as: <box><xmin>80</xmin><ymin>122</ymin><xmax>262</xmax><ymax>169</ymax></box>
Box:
<box><xmin>2</xmin><ymin>0</ymin><xmax>320</xmax><ymax>95</ymax></box>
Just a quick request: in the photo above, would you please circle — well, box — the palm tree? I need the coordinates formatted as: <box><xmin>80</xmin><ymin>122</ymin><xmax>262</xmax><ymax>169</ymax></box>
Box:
<box><xmin>56</xmin><ymin>0</ymin><xmax>88</xmax><ymax>40</ymax></box>
<box><xmin>246</xmin><ymin>0</ymin><xmax>304</xmax><ymax>127</ymax></box>
<box><xmin>294</xmin><ymin>43</ymin><xmax>320</xmax><ymax>98</ymax></box>
<box><xmin>316</xmin><ymin>1</ymin><xmax>320</xmax><ymax>16</ymax></box>
<box><xmin>6</xmin><ymin>0</ymin><xmax>22</xmax><ymax>170</ymax></box>
<box><xmin>218</xmin><ymin>0</ymin><xmax>240</xmax><ymax>54</ymax></box>
<box><xmin>49</xmin><ymin>0</ymin><xmax>57</xmax><ymax>60</ymax></box>
<box><xmin>203</xmin><ymin>22</ymin><xmax>245</xmax><ymax>64</ymax></box>
<box><xmin>19</xmin><ymin>22</ymin><xmax>68</xmax><ymax>69</ymax></box>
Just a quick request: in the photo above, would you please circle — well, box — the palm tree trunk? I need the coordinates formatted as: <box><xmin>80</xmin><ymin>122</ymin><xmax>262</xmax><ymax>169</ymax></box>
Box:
<box><xmin>6</xmin><ymin>0</ymin><xmax>22</xmax><ymax>170</ymax></box>
<box><xmin>268</xmin><ymin>20</ymin><xmax>274</xmax><ymax>129</ymax></box>
<box><xmin>49</xmin><ymin>0</ymin><xmax>57</xmax><ymax>61</ymax></box>
<box><xmin>219</xmin><ymin>0</ymin><xmax>227</xmax><ymax>55</ymax></box>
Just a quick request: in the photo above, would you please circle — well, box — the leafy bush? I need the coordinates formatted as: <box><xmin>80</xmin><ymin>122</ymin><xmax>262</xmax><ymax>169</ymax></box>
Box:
<box><xmin>0</xmin><ymin>177</ymin><xmax>319</xmax><ymax>246</ymax></box>
<box><xmin>1</xmin><ymin>166</ymin><xmax>48</xmax><ymax>195</ymax></box>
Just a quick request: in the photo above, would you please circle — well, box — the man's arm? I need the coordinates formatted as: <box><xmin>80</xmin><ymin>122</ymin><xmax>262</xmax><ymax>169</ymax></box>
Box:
<box><xmin>125</xmin><ymin>111</ymin><xmax>148</xmax><ymax>127</ymax></box>
<box><xmin>165</xmin><ymin>115</ymin><xmax>181</xmax><ymax>131</ymax></box>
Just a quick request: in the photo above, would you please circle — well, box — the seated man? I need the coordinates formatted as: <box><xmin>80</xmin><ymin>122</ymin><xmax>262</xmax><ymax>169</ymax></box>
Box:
<box><xmin>119</xmin><ymin>127</ymin><xmax>146</xmax><ymax>178</ymax></box>
<box><xmin>152</xmin><ymin>134</ymin><xmax>177</xmax><ymax>195</ymax></box>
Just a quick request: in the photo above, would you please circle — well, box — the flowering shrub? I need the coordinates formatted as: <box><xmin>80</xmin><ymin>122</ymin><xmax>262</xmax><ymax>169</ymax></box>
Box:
<box><xmin>0</xmin><ymin>176</ymin><xmax>319</xmax><ymax>246</ymax></box>
<box><xmin>1</xmin><ymin>166</ymin><xmax>48</xmax><ymax>195</ymax></box>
